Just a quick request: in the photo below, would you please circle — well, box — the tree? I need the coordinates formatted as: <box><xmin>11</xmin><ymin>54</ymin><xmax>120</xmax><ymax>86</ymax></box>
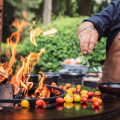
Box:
<box><xmin>43</xmin><ymin>0</ymin><xmax>52</xmax><ymax>25</ymax></box>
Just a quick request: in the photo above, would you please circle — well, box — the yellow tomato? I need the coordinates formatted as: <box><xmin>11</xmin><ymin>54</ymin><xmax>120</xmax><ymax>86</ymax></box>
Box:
<box><xmin>67</xmin><ymin>89</ymin><xmax>73</xmax><ymax>96</ymax></box>
<box><xmin>21</xmin><ymin>99</ymin><xmax>29</xmax><ymax>108</ymax></box>
<box><xmin>64</xmin><ymin>96</ymin><xmax>73</xmax><ymax>103</ymax></box>
<box><xmin>74</xmin><ymin>95</ymin><xmax>81</xmax><ymax>102</ymax></box>
<box><xmin>81</xmin><ymin>90</ymin><xmax>88</xmax><ymax>95</ymax></box>
<box><xmin>64</xmin><ymin>102</ymin><xmax>73</xmax><ymax>109</ymax></box>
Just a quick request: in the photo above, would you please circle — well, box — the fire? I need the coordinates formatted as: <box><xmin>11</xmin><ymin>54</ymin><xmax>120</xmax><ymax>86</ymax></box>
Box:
<box><xmin>1</xmin><ymin>14</ymin><xmax>58</xmax><ymax>99</ymax></box>
<box><xmin>30</xmin><ymin>26</ymin><xmax>57</xmax><ymax>47</ymax></box>
<box><xmin>34</xmin><ymin>71</ymin><xmax>51</xmax><ymax>98</ymax></box>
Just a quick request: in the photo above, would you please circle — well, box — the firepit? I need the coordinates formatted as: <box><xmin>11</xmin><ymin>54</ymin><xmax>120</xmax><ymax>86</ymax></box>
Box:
<box><xmin>0</xmin><ymin>84</ymin><xmax>66</xmax><ymax>105</ymax></box>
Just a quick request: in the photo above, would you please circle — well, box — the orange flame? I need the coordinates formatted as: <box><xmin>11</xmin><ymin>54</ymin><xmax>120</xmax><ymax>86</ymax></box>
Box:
<box><xmin>34</xmin><ymin>71</ymin><xmax>51</xmax><ymax>98</ymax></box>
<box><xmin>0</xmin><ymin>18</ymin><xmax>28</xmax><ymax>83</ymax></box>
<box><xmin>30</xmin><ymin>26</ymin><xmax>57</xmax><ymax>47</ymax></box>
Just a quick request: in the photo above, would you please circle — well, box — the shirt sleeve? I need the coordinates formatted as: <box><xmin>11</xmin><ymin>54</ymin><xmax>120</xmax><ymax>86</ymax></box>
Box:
<box><xmin>83</xmin><ymin>1</ymin><xmax>118</xmax><ymax>40</ymax></box>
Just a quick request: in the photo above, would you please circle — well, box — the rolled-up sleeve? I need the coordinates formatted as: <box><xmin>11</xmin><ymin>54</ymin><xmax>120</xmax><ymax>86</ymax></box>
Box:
<box><xmin>83</xmin><ymin>1</ymin><xmax>117</xmax><ymax>40</ymax></box>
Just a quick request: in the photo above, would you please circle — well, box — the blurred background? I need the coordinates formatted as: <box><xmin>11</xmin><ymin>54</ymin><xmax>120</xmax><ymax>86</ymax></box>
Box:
<box><xmin>1</xmin><ymin>0</ymin><xmax>112</xmax><ymax>73</ymax></box>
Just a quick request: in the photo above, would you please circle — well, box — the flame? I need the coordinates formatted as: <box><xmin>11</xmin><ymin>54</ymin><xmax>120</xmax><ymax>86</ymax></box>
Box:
<box><xmin>1</xmin><ymin>15</ymin><xmax>58</xmax><ymax>99</ymax></box>
<box><xmin>30</xmin><ymin>26</ymin><xmax>57</xmax><ymax>47</ymax></box>
<box><xmin>41</xmin><ymin>27</ymin><xmax>57</xmax><ymax>37</ymax></box>
<box><xmin>30</xmin><ymin>27</ymin><xmax>41</xmax><ymax>47</ymax></box>
<box><xmin>0</xmin><ymin>18</ymin><xmax>28</xmax><ymax>83</ymax></box>
<box><xmin>34</xmin><ymin>71</ymin><xmax>51</xmax><ymax>98</ymax></box>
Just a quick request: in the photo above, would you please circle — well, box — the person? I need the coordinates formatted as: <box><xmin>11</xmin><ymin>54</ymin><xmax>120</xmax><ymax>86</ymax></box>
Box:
<box><xmin>78</xmin><ymin>0</ymin><xmax>120</xmax><ymax>83</ymax></box>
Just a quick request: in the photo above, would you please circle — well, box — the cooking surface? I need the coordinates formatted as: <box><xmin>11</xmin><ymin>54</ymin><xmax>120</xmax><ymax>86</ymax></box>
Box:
<box><xmin>0</xmin><ymin>97</ymin><xmax>120</xmax><ymax>120</ymax></box>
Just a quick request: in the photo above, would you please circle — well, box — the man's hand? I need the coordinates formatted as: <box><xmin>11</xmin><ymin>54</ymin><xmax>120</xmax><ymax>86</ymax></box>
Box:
<box><xmin>78</xmin><ymin>21</ymin><xmax>99</xmax><ymax>54</ymax></box>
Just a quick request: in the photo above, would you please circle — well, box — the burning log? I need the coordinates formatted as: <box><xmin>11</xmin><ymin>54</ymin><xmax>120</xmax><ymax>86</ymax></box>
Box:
<box><xmin>0</xmin><ymin>83</ymin><xmax>13</xmax><ymax>107</ymax></box>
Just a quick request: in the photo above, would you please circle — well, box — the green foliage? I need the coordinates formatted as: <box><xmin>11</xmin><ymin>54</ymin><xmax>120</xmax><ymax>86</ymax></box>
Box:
<box><xmin>15</xmin><ymin>16</ymin><xmax>106</xmax><ymax>73</ymax></box>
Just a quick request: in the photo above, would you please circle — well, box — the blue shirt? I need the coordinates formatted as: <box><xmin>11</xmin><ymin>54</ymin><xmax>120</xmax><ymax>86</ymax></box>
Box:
<box><xmin>83</xmin><ymin>0</ymin><xmax>120</xmax><ymax>53</ymax></box>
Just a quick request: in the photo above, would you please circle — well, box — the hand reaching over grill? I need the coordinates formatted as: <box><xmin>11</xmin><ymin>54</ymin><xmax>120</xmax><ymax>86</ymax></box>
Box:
<box><xmin>78</xmin><ymin>21</ymin><xmax>99</xmax><ymax>54</ymax></box>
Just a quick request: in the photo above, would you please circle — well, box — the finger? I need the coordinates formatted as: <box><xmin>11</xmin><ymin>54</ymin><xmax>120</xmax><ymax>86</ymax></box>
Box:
<box><xmin>82</xmin><ymin>29</ymin><xmax>91</xmax><ymax>54</ymax></box>
<box><xmin>79</xmin><ymin>33</ymin><xmax>84</xmax><ymax>54</ymax></box>
<box><xmin>88</xmin><ymin>31</ymin><xmax>98</xmax><ymax>53</ymax></box>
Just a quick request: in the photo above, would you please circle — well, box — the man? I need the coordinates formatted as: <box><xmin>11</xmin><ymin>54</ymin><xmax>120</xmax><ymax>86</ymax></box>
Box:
<box><xmin>78</xmin><ymin>0</ymin><xmax>120</xmax><ymax>83</ymax></box>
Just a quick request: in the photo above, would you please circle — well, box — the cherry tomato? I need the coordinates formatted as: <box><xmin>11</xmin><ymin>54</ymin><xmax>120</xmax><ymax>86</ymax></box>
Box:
<box><xmin>58</xmin><ymin>86</ymin><xmax>64</xmax><ymax>89</ymax></box>
<box><xmin>97</xmin><ymin>98</ymin><xmax>102</xmax><ymax>104</ymax></box>
<box><xmin>81</xmin><ymin>96</ymin><xmax>88</xmax><ymax>103</ymax></box>
<box><xmin>56</xmin><ymin>97</ymin><xmax>64</xmax><ymax>104</ymax></box>
<box><xmin>64</xmin><ymin>96</ymin><xmax>73</xmax><ymax>103</ymax></box>
<box><xmin>87</xmin><ymin>91</ymin><xmax>94</xmax><ymax>97</ymax></box>
<box><xmin>81</xmin><ymin>90</ymin><xmax>88</xmax><ymax>95</ymax></box>
<box><xmin>93</xmin><ymin>101</ymin><xmax>100</xmax><ymax>107</ymax></box>
<box><xmin>67</xmin><ymin>89</ymin><xmax>73</xmax><ymax>96</ymax></box>
<box><xmin>77</xmin><ymin>84</ymin><xmax>81</xmax><ymax>89</ymax></box>
<box><xmin>65</xmin><ymin>83</ymin><xmax>71</xmax><ymax>88</ymax></box>
<box><xmin>74</xmin><ymin>95</ymin><xmax>81</xmax><ymax>102</ymax></box>
<box><xmin>56</xmin><ymin>104</ymin><xmax>64</xmax><ymax>111</ymax></box>
<box><xmin>91</xmin><ymin>97</ymin><xmax>98</xmax><ymax>102</ymax></box>
<box><xmin>21</xmin><ymin>99</ymin><xmax>29</xmax><ymax>108</ymax></box>
<box><xmin>71</xmin><ymin>87</ymin><xmax>76</xmax><ymax>93</ymax></box>
<box><xmin>36</xmin><ymin>99</ymin><xmax>45</xmax><ymax>107</ymax></box>
<box><xmin>95</xmin><ymin>91</ymin><xmax>101</xmax><ymax>96</ymax></box>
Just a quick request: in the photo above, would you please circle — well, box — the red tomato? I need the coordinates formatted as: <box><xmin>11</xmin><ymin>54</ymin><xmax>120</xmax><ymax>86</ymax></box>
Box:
<box><xmin>58</xmin><ymin>86</ymin><xmax>64</xmax><ymax>89</ymax></box>
<box><xmin>81</xmin><ymin>96</ymin><xmax>88</xmax><ymax>103</ymax></box>
<box><xmin>93</xmin><ymin>101</ymin><xmax>100</xmax><ymax>107</ymax></box>
<box><xmin>56</xmin><ymin>104</ymin><xmax>64</xmax><ymax>111</ymax></box>
<box><xmin>36</xmin><ymin>99</ymin><xmax>45</xmax><ymax>107</ymax></box>
<box><xmin>87</xmin><ymin>91</ymin><xmax>94</xmax><ymax>97</ymax></box>
<box><xmin>56</xmin><ymin>97</ymin><xmax>64</xmax><ymax>104</ymax></box>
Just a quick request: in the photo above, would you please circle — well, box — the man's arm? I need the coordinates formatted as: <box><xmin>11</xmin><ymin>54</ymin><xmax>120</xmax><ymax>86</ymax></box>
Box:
<box><xmin>78</xmin><ymin>1</ymin><xmax>118</xmax><ymax>54</ymax></box>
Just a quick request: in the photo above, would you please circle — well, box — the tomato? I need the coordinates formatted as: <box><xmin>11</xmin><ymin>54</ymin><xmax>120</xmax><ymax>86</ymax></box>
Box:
<box><xmin>81</xmin><ymin>96</ymin><xmax>88</xmax><ymax>103</ymax></box>
<box><xmin>91</xmin><ymin>97</ymin><xmax>98</xmax><ymax>102</ymax></box>
<box><xmin>21</xmin><ymin>99</ymin><xmax>29</xmax><ymax>108</ymax></box>
<box><xmin>65</xmin><ymin>59</ymin><xmax>70</xmax><ymax>64</ymax></box>
<box><xmin>74</xmin><ymin>95</ymin><xmax>81</xmax><ymax>102</ymax></box>
<box><xmin>93</xmin><ymin>101</ymin><xmax>100</xmax><ymax>107</ymax></box>
<box><xmin>71</xmin><ymin>87</ymin><xmax>76</xmax><ymax>93</ymax></box>
<box><xmin>77</xmin><ymin>88</ymin><xmax>81</xmax><ymax>93</ymax></box>
<box><xmin>65</xmin><ymin>83</ymin><xmax>71</xmax><ymax>88</ymax></box>
<box><xmin>87</xmin><ymin>91</ymin><xmax>94</xmax><ymax>97</ymax></box>
<box><xmin>58</xmin><ymin>86</ymin><xmax>64</xmax><ymax>89</ymax></box>
<box><xmin>81</xmin><ymin>103</ymin><xmax>87</xmax><ymax>109</ymax></box>
<box><xmin>67</xmin><ymin>89</ymin><xmax>73</xmax><ymax>96</ymax></box>
<box><xmin>56</xmin><ymin>97</ymin><xmax>64</xmax><ymax>104</ymax></box>
<box><xmin>56</xmin><ymin>104</ymin><xmax>64</xmax><ymax>111</ymax></box>
<box><xmin>64</xmin><ymin>96</ymin><xmax>73</xmax><ymax>103</ymax></box>
<box><xmin>95</xmin><ymin>91</ymin><xmax>101</xmax><ymax>96</ymax></box>
<box><xmin>36</xmin><ymin>99</ymin><xmax>45</xmax><ymax>107</ymax></box>
<box><xmin>77</xmin><ymin>84</ymin><xmax>81</xmax><ymax>89</ymax></box>
<box><xmin>81</xmin><ymin>94</ymin><xmax>88</xmax><ymax>98</ymax></box>
<box><xmin>97</xmin><ymin>98</ymin><xmax>102</xmax><ymax>104</ymax></box>
<box><xmin>81</xmin><ymin>90</ymin><xmax>88</xmax><ymax>95</ymax></box>
<box><xmin>51</xmin><ymin>82</ymin><xmax>57</xmax><ymax>87</ymax></box>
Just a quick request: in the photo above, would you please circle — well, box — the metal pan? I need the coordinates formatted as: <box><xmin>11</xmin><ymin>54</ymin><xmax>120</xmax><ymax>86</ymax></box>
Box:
<box><xmin>59</xmin><ymin>69</ymin><xmax>85</xmax><ymax>78</ymax></box>
<box><xmin>98</xmin><ymin>82</ymin><xmax>120</xmax><ymax>95</ymax></box>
